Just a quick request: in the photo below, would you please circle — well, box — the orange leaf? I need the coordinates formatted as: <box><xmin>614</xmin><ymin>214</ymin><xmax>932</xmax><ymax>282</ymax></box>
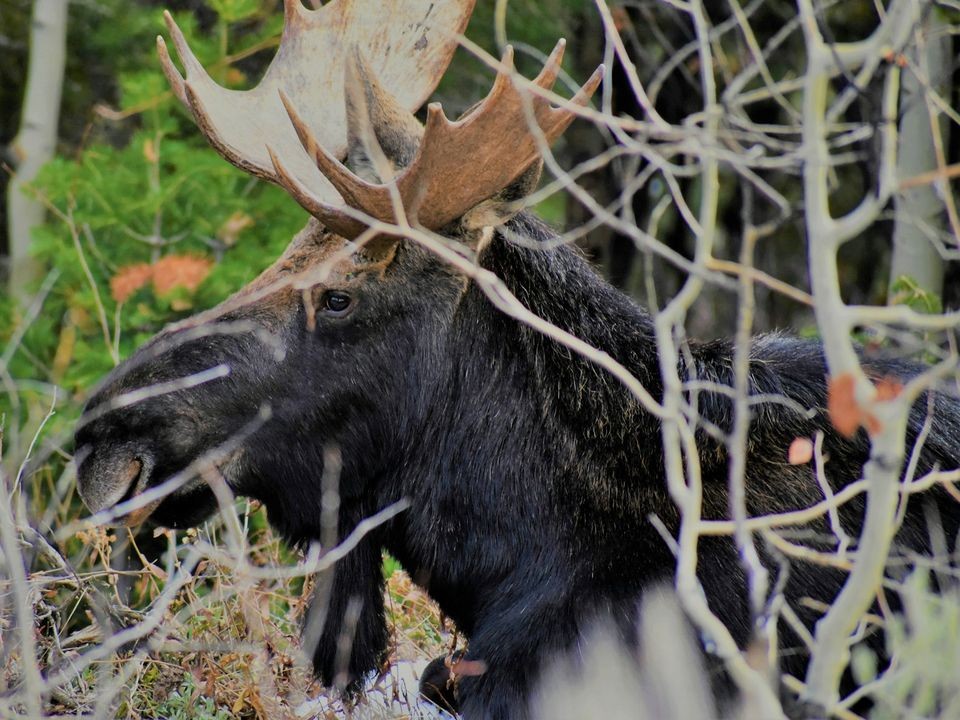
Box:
<box><xmin>828</xmin><ymin>373</ymin><xmax>861</xmax><ymax>439</ymax></box>
<box><xmin>864</xmin><ymin>375</ymin><xmax>903</xmax><ymax>436</ymax></box>
<box><xmin>151</xmin><ymin>254</ymin><xmax>213</xmax><ymax>296</ymax></box>
<box><xmin>109</xmin><ymin>263</ymin><xmax>152</xmax><ymax>303</ymax></box>
<box><xmin>788</xmin><ymin>437</ymin><xmax>814</xmax><ymax>465</ymax></box>
<box><xmin>875</xmin><ymin>376</ymin><xmax>904</xmax><ymax>402</ymax></box>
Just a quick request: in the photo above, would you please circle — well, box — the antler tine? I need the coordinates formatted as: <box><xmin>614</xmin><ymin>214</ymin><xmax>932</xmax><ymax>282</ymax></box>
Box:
<box><xmin>157</xmin><ymin>0</ymin><xmax>477</xmax><ymax>230</ymax></box>
<box><xmin>161</xmin><ymin>10</ymin><xmax>205</xmax><ymax>79</ymax></box>
<box><xmin>279</xmin><ymin>90</ymin><xmax>389</xmax><ymax>218</ymax></box>
<box><xmin>544</xmin><ymin>63</ymin><xmax>605</xmax><ymax>134</ymax></box>
<box><xmin>156</xmin><ymin>34</ymin><xmax>188</xmax><ymax>106</ymax></box>
<box><xmin>267</xmin><ymin>145</ymin><xmax>367</xmax><ymax>240</ymax></box>
<box><xmin>456</xmin><ymin>45</ymin><xmax>516</xmax><ymax>124</ymax></box>
<box><xmin>343</xmin><ymin>50</ymin><xmax>425</xmax><ymax>182</ymax></box>
<box><xmin>534</xmin><ymin>39</ymin><xmax>566</xmax><ymax>93</ymax></box>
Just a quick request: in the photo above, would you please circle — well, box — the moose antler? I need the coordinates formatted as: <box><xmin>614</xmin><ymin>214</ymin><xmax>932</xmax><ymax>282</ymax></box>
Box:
<box><xmin>159</xmin><ymin>0</ymin><xmax>602</xmax><ymax>239</ymax></box>
<box><xmin>276</xmin><ymin>41</ymin><xmax>604</xmax><ymax>232</ymax></box>
<box><xmin>158</xmin><ymin>0</ymin><xmax>475</xmax><ymax>216</ymax></box>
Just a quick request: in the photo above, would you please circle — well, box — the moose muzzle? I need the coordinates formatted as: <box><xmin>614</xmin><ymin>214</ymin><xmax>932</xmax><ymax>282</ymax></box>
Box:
<box><xmin>76</xmin><ymin>444</ymin><xmax>156</xmax><ymax>525</ymax></box>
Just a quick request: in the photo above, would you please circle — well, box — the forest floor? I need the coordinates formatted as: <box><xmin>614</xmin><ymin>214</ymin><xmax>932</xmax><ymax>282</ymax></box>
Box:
<box><xmin>24</xmin><ymin>505</ymin><xmax>455</xmax><ymax>720</ymax></box>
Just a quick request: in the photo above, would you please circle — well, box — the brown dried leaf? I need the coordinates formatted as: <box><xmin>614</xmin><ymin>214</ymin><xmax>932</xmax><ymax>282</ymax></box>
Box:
<box><xmin>143</xmin><ymin>139</ymin><xmax>158</xmax><ymax>164</ymax></box>
<box><xmin>217</xmin><ymin>211</ymin><xmax>254</xmax><ymax>247</ymax></box>
<box><xmin>142</xmin><ymin>561</ymin><xmax>167</xmax><ymax>581</ymax></box>
<box><xmin>231</xmin><ymin>690</ymin><xmax>246</xmax><ymax>715</ymax></box>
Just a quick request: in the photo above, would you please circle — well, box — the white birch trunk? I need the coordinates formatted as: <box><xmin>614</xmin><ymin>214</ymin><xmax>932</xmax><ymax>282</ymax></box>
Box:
<box><xmin>6</xmin><ymin>0</ymin><xmax>68</xmax><ymax>299</ymax></box>
<box><xmin>889</xmin><ymin>11</ymin><xmax>949</xmax><ymax>301</ymax></box>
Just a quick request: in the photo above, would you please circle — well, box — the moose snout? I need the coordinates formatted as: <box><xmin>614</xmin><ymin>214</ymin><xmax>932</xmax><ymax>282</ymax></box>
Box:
<box><xmin>75</xmin><ymin>442</ymin><xmax>153</xmax><ymax>518</ymax></box>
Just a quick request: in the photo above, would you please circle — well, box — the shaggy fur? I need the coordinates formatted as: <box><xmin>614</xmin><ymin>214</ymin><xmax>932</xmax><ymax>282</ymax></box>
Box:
<box><xmin>76</xmin><ymin>212</ymin><xmax>960</xmax><ymax>719</ymax></box>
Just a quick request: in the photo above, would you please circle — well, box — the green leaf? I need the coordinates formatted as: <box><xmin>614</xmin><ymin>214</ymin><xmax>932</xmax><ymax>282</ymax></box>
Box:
<box><xmin>889</xmin><ymin>275</ymin><xmax>944</xmax><ymax>314</ymax></box>
<box><xmin>119</xmin><ymin>70</ymin><xmax>172</xmax><ymax>112</ymax></box>
<box><xmin>210</xmin><ymin>0</ymin><xmax>261</xmax><ymax>23</ymax></box>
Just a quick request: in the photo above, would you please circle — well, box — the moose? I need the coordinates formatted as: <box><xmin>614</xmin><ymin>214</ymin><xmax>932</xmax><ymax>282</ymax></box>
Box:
<box><xmin>74</xmin><ymin>0</ymin><xmax>960</xmax><ymax>717</ymax></box>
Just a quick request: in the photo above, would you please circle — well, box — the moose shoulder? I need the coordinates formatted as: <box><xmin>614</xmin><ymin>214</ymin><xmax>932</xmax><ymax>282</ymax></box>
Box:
<box><xmin>74</xmin><ymin>1</ymin><xmax>960</xmax><ymax>718</ymax></box>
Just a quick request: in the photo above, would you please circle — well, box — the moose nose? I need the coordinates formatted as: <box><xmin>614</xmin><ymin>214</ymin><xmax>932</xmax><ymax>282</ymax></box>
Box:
<box><xmin>75</xmin><ymin>443</ymin><xmax>150</xmax><ymax>515</ymax></box>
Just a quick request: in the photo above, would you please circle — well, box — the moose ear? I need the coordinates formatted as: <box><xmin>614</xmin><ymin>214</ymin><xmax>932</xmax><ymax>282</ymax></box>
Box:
<box><xmin>344</xmin><ymin>50</ymin><xmax>425</xmax><ymax>184</ymax></box>
<box><xmin>459</xmin><ymin>160</ymin><xmax>543</xmax><ymax>231</ymax></box>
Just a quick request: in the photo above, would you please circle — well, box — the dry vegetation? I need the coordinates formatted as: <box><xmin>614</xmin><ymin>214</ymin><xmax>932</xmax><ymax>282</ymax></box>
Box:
<box><xmin>3</xmin><ymin>478</ymin><xmax>452</xmax><ymax>719</ymax></box>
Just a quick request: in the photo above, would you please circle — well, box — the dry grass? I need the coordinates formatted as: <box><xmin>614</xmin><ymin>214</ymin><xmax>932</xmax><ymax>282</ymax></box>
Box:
<box><xmin>1</xmin><ymin>455</ymin><xmax>451</xmax><ymax>720</ymax></box>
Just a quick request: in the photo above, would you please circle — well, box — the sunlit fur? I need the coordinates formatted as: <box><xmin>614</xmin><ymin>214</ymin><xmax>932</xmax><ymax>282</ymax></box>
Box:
<box><xmin>76</xmin><ymin>212</ymin><xmax>960</xmax><ymax>719</ymax></box>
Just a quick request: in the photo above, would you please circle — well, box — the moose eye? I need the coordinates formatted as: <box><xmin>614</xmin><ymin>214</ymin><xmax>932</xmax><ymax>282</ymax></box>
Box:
<box><xmin>321</xmin><ymin>290</ymin><xmax>353</xmax><ymax>316</ymax></box>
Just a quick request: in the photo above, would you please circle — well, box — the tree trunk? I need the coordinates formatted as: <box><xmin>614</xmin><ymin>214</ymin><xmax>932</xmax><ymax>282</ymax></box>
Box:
<box><xmin>563</xmin><ymin>3</ymin><xmax>615</xmax><ymax>272</ymax></box>
<box><xmin>888</xmin><ymin>10</ymin><xmax>949</xmax><ymax>303</ymax></box>
<box><xmin>6</xmin><ymin>0</ymin><xmax>67</xmax><ymax>300</ymax></box>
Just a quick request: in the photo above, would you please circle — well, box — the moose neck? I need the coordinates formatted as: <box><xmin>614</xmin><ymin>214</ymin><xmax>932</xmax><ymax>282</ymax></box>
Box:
<box><xmin>431</xmin><ymin>212</ymin><xmax>668</xmax><ymax>500</ymax></box>
<box><xmin>382</xmin><ymin>213</ymin><xmax>676</xmax><ymax>631</ymax></box>
<box><xmin>475</xmin><ymin>213</ymin><xmax>664</xmax><ymax>429</ymax></box>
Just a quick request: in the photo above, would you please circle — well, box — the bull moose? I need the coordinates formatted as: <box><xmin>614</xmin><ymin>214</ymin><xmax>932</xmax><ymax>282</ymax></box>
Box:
<box><xmin>74</xmin><ymin>0</ymin><xmax>960</xmax><ymax>717</ymax></box>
